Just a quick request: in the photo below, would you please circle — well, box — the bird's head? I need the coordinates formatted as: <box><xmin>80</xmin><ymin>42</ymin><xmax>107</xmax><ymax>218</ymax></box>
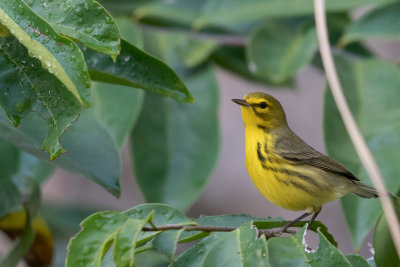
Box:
<box><xmin>232</xmin><ymin>92</ymin><xmax>288</xmax><ymax>131</ymax></box>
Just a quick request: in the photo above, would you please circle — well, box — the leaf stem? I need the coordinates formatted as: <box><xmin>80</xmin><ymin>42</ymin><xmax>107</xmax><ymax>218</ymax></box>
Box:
<box><xmin>313</xmin><ymin>0</ymin><xmax>400</xmax><ymax>257</ymax></box>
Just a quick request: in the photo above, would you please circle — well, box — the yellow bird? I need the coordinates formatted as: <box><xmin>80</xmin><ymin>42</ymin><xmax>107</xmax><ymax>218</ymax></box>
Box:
<box><xmin>233</xmin><ymin>92</ymin><xmax>383</xmax><ymax>231</ymax></box>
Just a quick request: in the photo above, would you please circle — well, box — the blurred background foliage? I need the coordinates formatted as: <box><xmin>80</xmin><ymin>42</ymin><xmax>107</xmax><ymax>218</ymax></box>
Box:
<box><xmin>0</xmin><ymin>0</ymin><xmax>399</xmax><ymax>266</ymax></box>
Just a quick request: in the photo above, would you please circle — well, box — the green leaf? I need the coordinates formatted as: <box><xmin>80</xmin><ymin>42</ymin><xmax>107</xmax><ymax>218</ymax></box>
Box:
<box><xmin>101</xmin><ymin>0</ymin><xmax>157</xmax><ymax>16</ymax></box>
<box><xmin>0</xmin><ymin>36</ymin><xmax>81</xmax><ymax>160</ymax></box>
<box><xmin>114</xmin><ymin>17</ymin><xmax>143</xmax><ymax>48</ymax></box>
<box><xmin>83</xmin><ymin>39</ymin><xmax>194</xmax><ymax>103</ymax></box>
<box><xmin>341</xmin><ymin>2</ymin><xmax>400</xmax><ymax>45</ymax></box>
<box><xmin>152</xmin><ymin>229</ymin><xmax>184</xmax><ymax>262</ymax></box>
<box><xmin>135</xmin><ymin>249</ymin><xmax>169</xmax><ymax>267</ymax></box>
<box><xmin>194</xmin><ymin>0</ymin><xmax>397</xmax><ymax>29</ymax></box>
<box><xmin>247</xmin><ymin>22</ymin><xmax>317</xmax><ymax>84</ymax></box>
<box><xmin>267</xmin><ymin>226</ymin><xmax>310</xmax><ymax>266</ymax></box>
<box><xmin>205</xmin><ymin>223</ymin><xmax>268</xmax><ymax>267</ymax></box>
<box><xmin>323</xmin><ymin>57</ymin><xmax>400</xmax><ymax>248</ymax></box>
<box><xmin>373</xmin><ymin>197</ymin><xmax>400</xmax><ymax>267</ymax></box>
<box><xmin>131</xmin><ymin>65</ymin><xmax>219</xmax><ymax>211</ymax></box>
<box><xmin>176</xmin><ymin>232</ymin><xmax>223</xmax><ymax>266</ymax></box>
<box><xmin>181</xmin><ymin>39</ymin><xmax>218</xmax><ymax>68</ymax></box>
<box><xmin>67</xmin><ymin>204</ymin><xmax>194</xmax><ymax>267</ymax></box>
<box><xmin>308</xmin><ymin>230</ymin><xmax>353</xmax><ymax>266</ymax></box>
<box><xmin>134</xmin><ymin>0</ymin><xmax>204</xmax><ymax>29</ymax></box>
<box><xmin>177</xmin><ymin>223</ymin><xmax>268</xmax><ymax>267</ymax></box>
<box><xmin>90</xmin><ymin>82</ymin><xmax>144</xmax><ymax>149</ymax></box>
<box><xmin>0</xmin><ymin>48</ymin><xmax>36</xmax><ymax>126</ymax></box>
<box><xmin>0</xmin><ymin>78</ymin><xmax>144</xmax><ymax>196</ymax></box>
<box><xmin>346</xmin><ymin>254</ymin><xmax>372</xmax><ymax>267</ymax></box>
<box><xmin>113</xmin><ymin>218</ymin><xmax>150</xmax><ymax>267</ymax></box>
<box><xmin>211</xmin><ymin>46</ymin><xmax>293</xmax><ymax>87</ymax></box>
<box><xmin>0</xmin><ymin>140</ymin><xmax>53</xmax><ymax>219</ymax></box>
<box><xmin>27</xmin><ymin>0</ymin><xmax>120</xmax><ymax>55</ymax></box>
<box><xmin>66</xmin><ymin>211</ymin><xmax>129</xmax><ymax>267</ymax></box>
<box><xmin>0</xmin><ymin>0</ymin><xmax>91</xmax><ymax>105</ymax></box>
<box><xmin>101</xmin><ymin>245</ymin><xmax>116</xmax><ymax>267</ymax></box>
<box><xmin>124</xmin><ymin>203</ymin><xmax>196</xmax><ymax>226</ymax></box>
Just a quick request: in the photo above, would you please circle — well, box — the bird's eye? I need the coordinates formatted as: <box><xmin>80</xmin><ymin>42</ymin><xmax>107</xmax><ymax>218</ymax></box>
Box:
<box><xmin>259</xmin><ymin>102</ymin><xmax>268</xmax><ymax>109</ymax></box>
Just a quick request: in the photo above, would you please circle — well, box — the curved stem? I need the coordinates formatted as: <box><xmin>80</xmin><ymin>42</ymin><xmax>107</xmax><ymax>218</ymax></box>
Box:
<box><xmin>313</xmin><ymin>0</ymin><xmax>400</xmax><ymax>257</ymax></box>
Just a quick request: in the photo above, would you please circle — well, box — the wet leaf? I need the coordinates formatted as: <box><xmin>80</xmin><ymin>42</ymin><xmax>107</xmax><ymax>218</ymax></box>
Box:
<box><xmin>0</xmin><ymin>77</ymin><xmax>144</xmax><ymax>196</ymax></box>
<box><xmin>0</xmin><ymin>0</ymin><xmax>91</xmax><ymax>105</ymax></box>
<box><xmin>0</xmin><ymin>36</ymin><xmax>81</xmax><ymax>160</ymax></box>
<box><xmin>27</xmin><ymin>0</ymin><xmax>120</xmax><ymax>55</ymax></box>
<box><xmin>83</xmin><ymin>39</ymin><xmax>194</xmax><ymax>103</ymax></box>
<box><xmin>176</xmin><ymin>223</ymin><xmax>268</xmax><ymax>267</ymax></box>
<box><xmin>66</xmin><ymin>211</ymin><xmax>129</xmax><ymax>267</ymax></box>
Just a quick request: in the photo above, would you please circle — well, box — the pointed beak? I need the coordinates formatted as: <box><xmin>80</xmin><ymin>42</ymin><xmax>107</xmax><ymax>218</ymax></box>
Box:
<box><xmin>232</xmin><ymin>99</ymin><xmax>250</xmax><ymax>106</ymax></box>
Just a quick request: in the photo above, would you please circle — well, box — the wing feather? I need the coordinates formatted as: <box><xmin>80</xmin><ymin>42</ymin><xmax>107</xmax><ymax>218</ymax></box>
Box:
<box><xmin>274</xmin><ymin>129</ymin><xmax>359</xmax><ymax>181</ymax></box>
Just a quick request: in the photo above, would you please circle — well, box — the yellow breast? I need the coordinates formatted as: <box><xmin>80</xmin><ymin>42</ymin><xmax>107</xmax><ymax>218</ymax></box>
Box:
<box><xmin>244</xmin><ymin>127</ymin><xmax>341</xmax><ymax>212</ymax></box>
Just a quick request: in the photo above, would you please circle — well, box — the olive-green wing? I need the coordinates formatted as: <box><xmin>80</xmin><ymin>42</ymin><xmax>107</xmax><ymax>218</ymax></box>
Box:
<box><xmin>274</xmin><ymin>130</ymin><xmax>359</xmax><ymax>181</ymax></box>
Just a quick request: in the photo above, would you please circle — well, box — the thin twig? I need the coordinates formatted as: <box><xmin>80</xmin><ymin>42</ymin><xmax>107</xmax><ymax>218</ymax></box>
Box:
<box><xmin>314</xmin><ymin>0</ymin><xmax>400</xmax><ymax>257</ymax></box>
<box><xmin>142</xmin><ymin>224</ymin><xmax>295</xmax><ymax>238</ymax></box>
<box><xmin>142</xmin><ymin>225</ymin><xmax>236</xmax><ymax>232</ymax></box>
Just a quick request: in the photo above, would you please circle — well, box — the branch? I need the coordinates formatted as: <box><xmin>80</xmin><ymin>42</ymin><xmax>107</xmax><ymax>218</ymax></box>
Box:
<box><xmin>313</xmin><ymin>0</ymin><xmax>400</xmax><ymax>257</ymax></box>
<box><xmin>142</xmin><ymin>225</ymin><xmax>236</xmax><ymax>232</ymax></box>
<box><xmin>142</xmin><ymin>224</ymin><xmax>295</xmax><ymax>238</ymax></box>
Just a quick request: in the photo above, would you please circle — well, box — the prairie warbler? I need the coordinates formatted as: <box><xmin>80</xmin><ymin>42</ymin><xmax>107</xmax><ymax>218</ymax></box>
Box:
<box><xmin>233</xmin><ymin>92</ymin><xmax>383</xmax><ymax>231</ymax></box>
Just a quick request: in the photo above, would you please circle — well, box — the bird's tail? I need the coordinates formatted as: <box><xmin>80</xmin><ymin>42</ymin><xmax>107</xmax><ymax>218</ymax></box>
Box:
<box><xmin>352</xmin><ymin>182</ymin><xmax>392</xmax><ymax>199</ymax></box>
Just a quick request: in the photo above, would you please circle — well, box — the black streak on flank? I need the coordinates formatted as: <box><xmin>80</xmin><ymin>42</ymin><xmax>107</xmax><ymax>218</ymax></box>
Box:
<box><xmin>264</xmin><ymin>142</ymin><xmax>269</xmax><ymax>154</ymax></box>
<box><xmin>259</xmin><ymin>160</ymin><xmax>323</xmax><ymax>190</ymax></box>
<box><xmin>257</xmin><ymin>124</ymin><xmax>266</xmax><ymax>130</ymax></box>
<box><xmin>290</xmin><ymin>180</ymin><xmax>319</xmax><ymax>197</ymax></box>
<box><xmin>257</xmin><ymin>142</ymin><xmax>266</xmax><ymax>163</ymax></box>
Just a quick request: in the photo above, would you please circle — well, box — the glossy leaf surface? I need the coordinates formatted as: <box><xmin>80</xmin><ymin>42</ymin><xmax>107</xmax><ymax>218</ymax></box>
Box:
<box><xmin>0</xmin><ymin>0</ymin><xmax>91</xmax><ymax>105</ymax></box>
<box><xmin>83</xmin><ymin>39</ymin><xmax>194</xmax><ymax>103</ymax></box>
<box><xmin>27</xmin><ymin>0</ymin><xmax>120</xmax><ymax>55</ymax></box>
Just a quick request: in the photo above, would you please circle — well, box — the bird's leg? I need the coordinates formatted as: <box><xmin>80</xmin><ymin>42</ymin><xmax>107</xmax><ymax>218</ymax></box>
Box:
<box><xmin>306</xmin><ymin>209</ymin><xmax>321</xmax><ymax>230</ymax></box>
<box><xmin>279</xmin><ymin>212</ymin><xmax>311</xmax><ymax>234</ymax></box>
